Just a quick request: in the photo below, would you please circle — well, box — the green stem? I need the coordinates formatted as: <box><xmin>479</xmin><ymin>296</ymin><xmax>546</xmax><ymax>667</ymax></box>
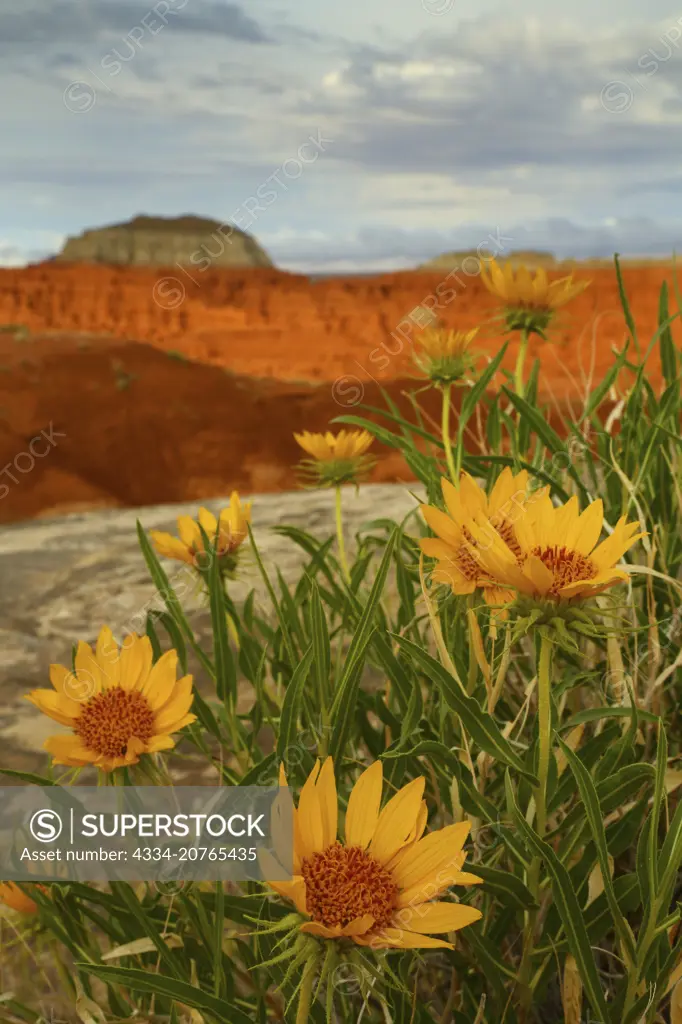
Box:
<box><xmin>514</xmin><ymin>328</ymin><xmax>530</xmax><ymax>399</ymax></box>
<box><xmin>466</xmin><ymin>599</ymin><xmax>478</xmax><ymax>696</ymax></box>
<box><xmin>334</xmin><ymin>485</ymin><xmax>351</xmax><ymax>584</ymax></box>
<box><xmin>536</xmin><ymin>635</ymin><xmax>553</xmax><ymax>838</ymax></box>
<box><xmin>517</xmin><ymin>635</ymin><xmax>553</xmax><ymax>1014</ymax></box>
<box><xmin>441</xmin><ymin>382</ymin><xmax>458</xmax><ymax>484</ymax></box>
<box><xmin>296</xmin><ymin>957</ymin><xmax>317</xmax><ymax>1024</ymax></box>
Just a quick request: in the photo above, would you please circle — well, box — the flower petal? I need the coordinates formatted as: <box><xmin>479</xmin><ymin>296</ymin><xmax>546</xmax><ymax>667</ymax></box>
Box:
<box><xmin>297</xmin><ymin>760</ymin><xmax>325</xmax><ymax>859</ymax></box>
<box><xmin>392</xmin><ymin>901</ymin><xmax>482</xmax><ymax>934</ymax></box>
<box><xmin>119</xmin><ymin>634</ymin><xmax>153</xmax><ymax>692</ymax></box>
<box><xmin>369</xmin><ymin>777</ymin><xmax>426</xmax><ymax>865</ymax></box>
<box><xmin>146</xmin><ymin>735</ymin><xmax>176</xmax><ymax>752</ymax></box>
<box><xmin>95</xmin><ymin>626</ymin><xmax>121</xmax><ymax>688</ymax></box>
<box><xmin>316</xmin><ymin>757</ymin><xmax>338</xmax><ymax>850</ymax></box>
<box><xmin>74</xmin><ymin>640</ymin><xmax>103</xmax><ymax>696</ymax></box>
<box><xmin>43</xmin><ymin>733</ymin><xmax>95</xmax><ymax>766</ymax></box>
<box><xmin>177</xmin><ymin>515</ymin><xmax>202</xmax><ymax>551</ymax></box>
<box><xmin>149</xmin><ymin>531</ymin><xmax>193</xmax><ymax>564</ymax></box>
<box><xmin>392</xmin><ymin>822</ymin><xmax>471</xmax><ymax>897</ymax></box>
<box><xmin>24</xmin><ymin>689</ymin><xmax>80</xmax><ymax>727</ymax></box>
<box><xmin>421</xmin><ymin>505</ymin><xmax>462</xmax><ymax>547</ymax></box>
<box><xmin>139</xmin><ymin>649</ymin><xmax>178</xmax><ymax>704</ymax></box>
<box><xmin>345</xmin><ymin>761</ymin><xmax>383</xmax><ymax>849</ymax></box>
<box><xmin>356</xmin><ymin>927</ymin><xmax>454</xmax><ymax>950</ymax></box>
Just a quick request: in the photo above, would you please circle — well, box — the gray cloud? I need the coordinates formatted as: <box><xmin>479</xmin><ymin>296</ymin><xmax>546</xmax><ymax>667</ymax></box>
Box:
<box><xmin>3</xmin><ymin>7</ymin><xmax>682</xmax><ymax>272</ymax></box>
<box><xmin>0</xmin><ymin>0</ymin><xmax>269</xmax><ymax>49</ymax></box>
<box><xmin>263</xmin><ymin>218</ymin><xmax>682</xmax><ymax>271</ymax></box>
<box><xmin>295</xmin><ymin>20</ymin><xmax>682</xmax><ymax>178</ymax></box>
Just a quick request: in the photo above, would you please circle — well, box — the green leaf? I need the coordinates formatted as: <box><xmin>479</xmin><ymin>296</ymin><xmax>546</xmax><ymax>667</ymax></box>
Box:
<box><xmin>648</xmin><ymin>723</ymin><xmax>668</xmax><ymax>898</ymax></box>
<box><xmin>392</xmin><ymin>636</ymin><xmax>537</xmax><ymax>783</ymax></box>
<box><xmin>204</xmin><ymin>525</ymin><xmax>237</xmax><ymax>705</ymax></box>
<box><xmin>582</xmin><ymin>343</ymin><xmax>630</xmax><ymax>420</ymax></box>
<box><xmin>501</xmin><ymin>389</ymin><xmax>588</xmax><ymax>500</ymax></box>
<box><xmin>190</xmin><ymin>689</ymin><xmax>223</xmax><ymax>742</ymax></box>
<box><xmin>156</xmin><ymin>611</ymin><xmax>188</xmax><ymax>674</ymax></box>
<box><xmin>561</xmin><ymin>706</ymin><xmax>659</xmax><ymax>729</ymax></box>
<box><xmin>505</xmin><ymin>773</ymin><xmax>610</xmax><ymax>1023</ymax></box>
<box><xmin>382</xmin><ymin>739</ymin><xmax>461</xmax><ymax>770</ymax></box>
<box><xmin>614</xmin><ymin>253</ymin><xmax>640</xmax><ymax>359</ymax></box>
<box><xmin>471</xmin><ymin>864</ymin><xmax>538</xmax><ymax>911</ymax></box>
<box><xmin>460</xmin><ymin>343</ymin><xmax>509</xmax><ymax>424</ymax></box>
<box><xmin>248</xmin><ymin>525</ymin><xmax>297</xmax><ymax>667</ymax></box>
<box><xmin>309</xmin><ymin>581</ymin><xmax>331</xmax><ymax>707</ymax></box>
<box><xmin>330</xmin><ymin>530</ymin><xmax>397</xmax><ymax>765</ymax></box>
<box><xmin>240</xmin><ymin>752</ymin><xmax>278</xmax><ymax>786</ymax></box>
<box><xmin>277</xmin><ymin>644</ymin><xmax>314</xmax><ymax>764</ymax></box>
<box><xmin>370</xmin><ymin>634</ymin><xmax>412</xmax><ymax>713</ymax></box>
<box><xmin>656</xmin><ymin>789</ymin><xmax>682</xmax><ymax>919</ymax></box>
<box><xmin>0</xmin><ymin>768</ymin><xmax>56</xmax><ymax>785</ymax></box>
<box><xmin>400</xmin><ymin>673</ymin><xmax>423</xmax><ymax>743</ymax></box>
<box><xmin>108</xmin><ymin>882</ymin><xmax>184</xmax><ymax>979</ymax></box>
<box><xmin>135</xmin><ymin>521</ymin><xmax>215</xmax><ymax>679</ymax></box>
<box><xmin>333</xmin><ymin>408</ymin><xmax>443</xmax><ymax>451</ymax></box>
<box><xmin>78</xmin><ymin>965</ymin><xmax>253</xmax><ymax>1024</ymax></box>
<box><xmin>658</xmin><ymin>280</ymin><xmax>679</xmax><ymax>386</ymax></box>
<box><xmin>558</xmin><ymin>738</ymin><xmax>637</xmax><ymax>965</ymax></box>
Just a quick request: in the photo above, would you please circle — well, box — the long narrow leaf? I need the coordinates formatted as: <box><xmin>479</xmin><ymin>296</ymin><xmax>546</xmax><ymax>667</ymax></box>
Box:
<box><xmin>505</xmin><ymin>773</ymin><xmax>610</xmax><ymax>1022</ymax></box>
<box><xmin>393</xmin><ymin>635</ymin><xmax>537</xmax><ymax>783</ymax></box>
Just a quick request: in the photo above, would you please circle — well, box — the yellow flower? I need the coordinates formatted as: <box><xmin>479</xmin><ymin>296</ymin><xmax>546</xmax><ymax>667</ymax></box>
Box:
<box><xmin>294</xmin><ymin>430</ymin><xmax>373</xmax><ymax>462</ymax></box>
<box><xmin>413</xmin><ymin>326</ymin><xmax>478</xmax><ymax>384</ymax></box>
<box><xmin>267</xmin><ymin>758</ymin><xmax>482</xmax><ymax>950</ymax></box>
<box><xmin>420</xmin><ymin>469</ymin><xmax>547</xmax><ymax>604</ymax></box>
<box><xmin>467</xmin><ymin>493</ymin><xmax>646</xmax><ymax>604</ymax></box>
<box><xmin>149</xmin><ymin>493</ymin><xmax>251</xmax><ymax>570</ymax></box>
<box><xmin>25</xmin><ymin>627</ymin><xmax>196</xmax><ymax>772</ymax></box>
<box><xmin>294</xmin><ymin>430</ymin><xmax>375</xmax><ymax>487</ymax></box>
<box><xmin>0</xmin><ymin>882</ymin><xmax>39</xmax><ymax>915</ymax></box>
<box><xmin>480</xmin><ymin>259</ymin><xmax>590</xmax><ymax>336</ymax></box>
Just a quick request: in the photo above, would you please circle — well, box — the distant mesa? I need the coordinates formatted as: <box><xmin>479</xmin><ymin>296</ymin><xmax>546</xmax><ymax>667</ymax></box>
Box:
<box><xmin>55</xmin><ymin>214</ymin><xmax>275</xmax><ymax>269</ymax></box>
<box><xmin>418</xmin><ymin>249</ymin><xmax>558</xmax><ymax>271</ymax></box>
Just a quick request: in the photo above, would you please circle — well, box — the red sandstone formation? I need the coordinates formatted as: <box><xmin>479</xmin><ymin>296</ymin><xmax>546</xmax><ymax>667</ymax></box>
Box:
<box><xmin>0</xmin><ymin>261</ymin><xmax>677</xmax><ymax>394</ymax></box>
<box><xmin>0</xmin><ymin>262</ymin><xmax>678</xmax><ymax>522</ymax></box>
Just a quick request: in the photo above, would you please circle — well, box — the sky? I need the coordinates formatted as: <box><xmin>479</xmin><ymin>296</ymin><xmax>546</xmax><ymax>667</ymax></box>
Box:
<box><xmin>3</xmin><ymin>0</ymin><xmax>682</xmax><ymax>272</ymax></box>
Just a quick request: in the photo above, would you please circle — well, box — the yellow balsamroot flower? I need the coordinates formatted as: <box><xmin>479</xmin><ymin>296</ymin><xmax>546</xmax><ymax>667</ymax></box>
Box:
<box><xmin>267</xmin><ymin>758</ymin><xmax>482</xmax><ymax>950</ymax></box>
<box><xmin>0</xmin><ymin>882</ymin><xmax>38</xmax><ymax>915</ymax></box>
<box><xmin>480</xmin><ymin>259</ymin><xmax>590</xmax><ymax>336</ymax></box>
<box><xmin>294</xmin><ymin>429</ymin><xmax>373</xmax><ymax>462</ymax></box>
<box><xmin>25</xmin><ymin>627</ymin><xmax>196</xmax><ymax>772</ymax></box>
<box><xmin>149</xmin><ymin>493</ymin><xmax>251</xmax><ymax>571</ymax></box>
<box><xmin>413</xmin><ymin>326</ymin><xmax>478</xmax><ymax>384</ymax></box>
<box><xmin>294</xmin><ymin>429</ymin><xmax>375</xmax><ymax>487</ymax></box>
<box><xmin>467</xmin><ymin>493</ymin><xmax>646</xmax><ymax>604</ymax></box>
<box><xmin>420</xmin><ymin>468</ymin><xmax>547</xmax><ymax>604</ymax></box>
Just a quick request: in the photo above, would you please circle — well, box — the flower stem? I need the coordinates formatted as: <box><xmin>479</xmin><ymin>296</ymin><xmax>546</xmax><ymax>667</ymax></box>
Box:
<box><xmin>517</xmin><ymin>634</ymin><xmax>553</xmax><ymax>1014</ymax></box>
<box><xmin>514</xmin><ymin>328</ymin><xmax>530</xmax><ymax>399</ymax></box>
<box><xmin>295</xmin><ymin>957</ymin><xmax>317</xmax><ymax>1024</ymax></box>
<box><xmin>536</xmin><ymin>634</ymin><xmax>553</xmax><ymax>838</ymax></box>
<box><xmin>441</xmin><ymin>382</ymin><xmax>458</xmax><ymax>485</ymax></box>
<box><xmin>334</xmin><ymin>485</ymin><xmax>351</xmax><ymax>584</ymax></box>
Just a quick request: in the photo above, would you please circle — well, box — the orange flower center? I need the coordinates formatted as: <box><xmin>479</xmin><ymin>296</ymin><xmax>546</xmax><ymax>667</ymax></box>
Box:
<box><xmin>455</xmin><ymin>527</ymin><xmax>484</xmax><ymax>582</ymax></box>
<box><xmin>532</xmin><ymin>545</ymin><xmax>597</xmax><ymax>594</ymax></box>
<box><xmin>301</xmin><ymin>844</ymin><xmax>398</xmax><ymax>930</ymax></box>
<box><xmin>190</xmin><ymin>534</ymin><xmax>241</xmax><ymax>567</ymax></box>
<box><xmin>75</xmin><ymin>688</ymin><xmax>155</xmax><ymax>757</ymax></box>
<box><xmin>496</xmin><ymin>520</ymin><xmax>523</xmax><ymax>562</ymax></box>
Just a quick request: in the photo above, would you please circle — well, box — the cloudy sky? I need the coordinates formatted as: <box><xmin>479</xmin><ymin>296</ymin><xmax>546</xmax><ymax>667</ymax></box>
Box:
<box><xmin>3</xmin><ymin>0</ymin><xmax>682</xmax><ymax>271</ymax></box>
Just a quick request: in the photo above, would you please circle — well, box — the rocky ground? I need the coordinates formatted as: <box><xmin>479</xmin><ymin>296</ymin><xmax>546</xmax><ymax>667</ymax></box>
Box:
<box><xmin>0</xmin><ymin>483</ymin><xmax>419</xmax><ymax>782</ymax></box>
